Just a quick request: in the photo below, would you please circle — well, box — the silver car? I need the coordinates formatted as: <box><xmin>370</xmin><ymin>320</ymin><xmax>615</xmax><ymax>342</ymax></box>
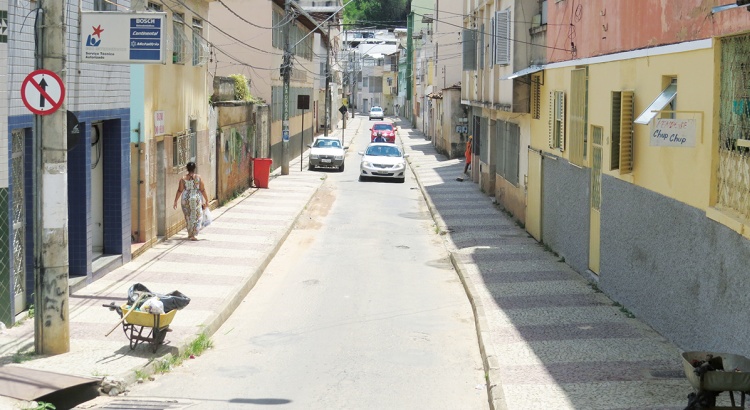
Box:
<box><xmin>308</xmin><ymin>137</ymin><xmax>346</xmax><ymax>171</ymax></box>
<box><xmin>368</xmin><ymin>106</ymin><xmax>384</xmax><ymax>120</ymax></box>
<box><xmin>358</xmin><ymin>143</ymin><xmax>408</xmax><ymax>182</ymax></box>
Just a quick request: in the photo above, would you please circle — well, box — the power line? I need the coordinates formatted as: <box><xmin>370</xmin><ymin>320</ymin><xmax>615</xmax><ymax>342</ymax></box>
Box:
<box><xmin>168</xmin><ymin>0</ymin><xmax>284</xmax><ymax>56</ymax></box>
<box><xmin>216</xmin><ymin>0</ymin><xmax>294</xmax><ymax>30</ymax></box>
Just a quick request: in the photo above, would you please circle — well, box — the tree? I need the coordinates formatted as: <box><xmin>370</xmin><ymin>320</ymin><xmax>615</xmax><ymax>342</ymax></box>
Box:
<box><xmin>343</xmin><ymin>0</ymin><xmax>409</xmax><ymax>28</ymax></box>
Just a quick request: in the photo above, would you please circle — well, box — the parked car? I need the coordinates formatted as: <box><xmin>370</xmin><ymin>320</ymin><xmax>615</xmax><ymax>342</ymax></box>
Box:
<box><xmin>370</xmin><ymin>122</ymin><xmax>397</xmax><ymax>143</ymax></box>
<box><xmin>358</xmin><ymin>143</ymin><xmax>408</xmax><ymax>183</ymax></box>
<box><xmin>368</xmin><ymin>106</ymin><xmax>384</xmax><ymax>120</ymax></box>
<box><xmin>308</xmin><ymin>137</ymin><xmax>346</xmax><ymax>171</ymax></box>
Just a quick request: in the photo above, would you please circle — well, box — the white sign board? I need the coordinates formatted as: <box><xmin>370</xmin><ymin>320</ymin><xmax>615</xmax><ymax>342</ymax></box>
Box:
<box><xmin>650</xmin><ymin>118</ymin><xmax>697</xmax><ymax>147</ymax></box>
<box><xmin>81</xmin><ymin>12</ymin><xmax>166</xmax><ymax>64</ymax></box>
<box><xmin>154</xmin><ymin>111</ymin><xmax>165</xmax><ymax>136</ymax></box>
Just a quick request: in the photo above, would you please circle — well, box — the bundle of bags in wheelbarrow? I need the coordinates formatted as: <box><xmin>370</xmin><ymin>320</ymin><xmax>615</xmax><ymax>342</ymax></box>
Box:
<box><xmin>127</xmin><ymin>283</ymin><xmax>190</xmax><ymax>315</ymax></box>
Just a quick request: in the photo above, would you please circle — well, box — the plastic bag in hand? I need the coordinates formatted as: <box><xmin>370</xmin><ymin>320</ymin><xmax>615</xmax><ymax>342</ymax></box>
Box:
<box><xmin>202</xmin><ymin>208</ymin><xmax>212</xmax><ymax>228</ymax></box>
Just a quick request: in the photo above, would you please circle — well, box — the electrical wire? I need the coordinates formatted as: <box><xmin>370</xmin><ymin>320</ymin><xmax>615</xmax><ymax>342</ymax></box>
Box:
<box><xmin>166</xmin><ymin>0</ymin><xmax>284</xmax><ymax>56</ymax></box>
<box><xmin>217</xmin><ymin>0</ymin><xmax>294</xmax><ymax>30</ymax></box>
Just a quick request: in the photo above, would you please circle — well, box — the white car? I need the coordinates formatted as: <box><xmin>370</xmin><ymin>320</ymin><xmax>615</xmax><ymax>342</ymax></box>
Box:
<box><xmin>368</xmin><ymin>106</ymin><xmax>384</xmax><ymax>120</ymax></box>
<box><xmin>308</xmin><ymin>137</ymin><xmax>347</xmax><ymax>171</ymax></box>
<box><xmin>358</xmin><ymin>143</ymin><xmax>408</xmax><ymax>183</ymax></box>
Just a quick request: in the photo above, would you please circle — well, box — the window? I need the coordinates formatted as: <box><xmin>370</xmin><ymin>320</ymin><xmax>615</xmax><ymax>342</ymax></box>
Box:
<box><xmin>172</xmin><ymin>13</ymin><xmax>186</xmax><ymax>64</ymax></box>
<box><xmin>635</xmin><ymin>79</ymin><xmax>677</xmax><ymax>124</ymax></box>
<box><xmin>549</xmin><ymin>90</ymin><xmax>565</xmax><ymax>150</ymax></box>
<box><xmin>478</xmin><ymin>23</ymin><xmax>485</xmax><ymax>69</ymax></box>
<box><xmin>147</xmin><ymin>2</ymin><xmax>162</xmax><ymax>11</ymax></box>
<box><xmin>462</xmin><ymin>28</ymin><xmax>477</xmax><ymax>71</ymax></box>
<box><xmin>94</xmin><ymin>0</ymin><xmax>117</xmax><ymax>11</ymax></box>
<box><xmin>192</xmin><ymin>18</ymin><xmax>205</xmax><ymax>66</ymax></box>
<box><xmin>494</xmin><ymin>10</ymin><xmax>511</xmax><ymax>66</ymax></box>
<box><xmin>496</xmin><ymin>120</ymin><xmax>520</xmax><ymax>186</ymax></box>
<box><xmin>569</xmin><ymin>67</ymin><xmax>588</xmax><ymax>166</ymax></box>
<box><xmin>173</xmin><ymin>131</ymin><xmax>196</xmax><ymax>168</ymax></box>
<box><xmin>611</xmin><ymin>91</ymin><xmax>634</xmax><ymax>174</ymax></box>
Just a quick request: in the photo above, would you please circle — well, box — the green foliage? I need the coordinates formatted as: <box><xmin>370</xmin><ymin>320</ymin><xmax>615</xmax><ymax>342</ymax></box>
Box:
<box><xmin>154</xmin><ymin>333</ymin><xmax>214</xmax><ymax>374</ymax></box>
<box><xmin>13</xmin><ymin>350</ymin><xmax>36</xmax><ymax>364</ymax></box>
<box><xmin>23</xmin><ymin>401</ymin><xmax>55</xmax><ymax>410</ymax></box>
<box><xmin>229</xmin><ymin>74</ymin><xmax>261</xmax><ymax>103</ymax></box>
<box><xmin>343</xmin><ymin>0</ymin><xmax>410</xmax><ymax>27</ymax></box>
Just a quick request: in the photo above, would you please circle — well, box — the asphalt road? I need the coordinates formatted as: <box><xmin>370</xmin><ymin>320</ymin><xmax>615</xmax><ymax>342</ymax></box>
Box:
<box><xmin>126</xmin><ymin>117</ymin><xmax>489</xmax><ymax>409</ymax></box>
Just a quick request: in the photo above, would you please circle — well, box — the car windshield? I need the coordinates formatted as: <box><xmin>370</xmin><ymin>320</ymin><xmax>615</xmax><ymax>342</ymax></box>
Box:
<box><xmin>313</xmin><ymin>139</ymin><xmax>341</xmax><ymax>148</ymax></box>
<box><xmin>373</xmin><ymin>124</ymin><xmax>393</xmax><ymax>131</ymax></box>
<box><xmin>366</xmin><ymin>145</ymin><xmax>402</xmax><ymax>157</ymax></box>
<box><xmin>371</xmin><ymin>107</ymin><xmax>382</xmax><ymax>112</ymax></box>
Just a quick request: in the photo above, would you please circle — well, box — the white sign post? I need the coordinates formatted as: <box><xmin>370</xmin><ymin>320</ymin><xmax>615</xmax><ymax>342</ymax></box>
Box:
<box><xmin>650</xmin><ymin>118</ymin><xmax>697</xmax><ymax>147</ymax></box>
<box><xmin>81</xmin><ymin>12</ymin><xmax>167</xmax><ymax>64</ymax></box>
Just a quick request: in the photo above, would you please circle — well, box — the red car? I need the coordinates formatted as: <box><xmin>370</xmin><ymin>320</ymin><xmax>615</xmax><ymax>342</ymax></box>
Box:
<box><xmin>370</xmin><ymin>122</ymin><xmax>397</xmax><ymax>143</ymax></box>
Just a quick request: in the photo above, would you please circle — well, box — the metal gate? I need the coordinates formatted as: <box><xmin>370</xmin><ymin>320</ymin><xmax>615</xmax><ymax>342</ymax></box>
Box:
<box><xmin>11</xmin><ymin>130</ymin><xmax>25</xmax><ymax>313</ymax></box>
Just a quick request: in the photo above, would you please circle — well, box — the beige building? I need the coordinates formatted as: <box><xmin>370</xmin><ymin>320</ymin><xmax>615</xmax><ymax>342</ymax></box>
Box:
<box><xmin>462</xmin><ymin>0</ymin><xmax>546</xmax><ymax>223</ymax></box>
<box><xmin>209</xmin><ymin>0</ymin><xmax>339</xmax><ymax>167</ymax></box>
<box><xmin>130</xmin><ymin>0</ymin><xmax>216</xmax><ymax>251</ymax></box>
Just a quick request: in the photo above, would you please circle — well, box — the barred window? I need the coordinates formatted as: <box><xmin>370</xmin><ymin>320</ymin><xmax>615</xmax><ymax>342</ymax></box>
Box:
<box><xmin>173</xmin><ymin>132</ymin><xmax>197</xmax><ymax>168</ymax></box>
<box><xmin>172</xmin><ymin>13</ymin><xmax>186</xmax><ymax>64</ymax></box>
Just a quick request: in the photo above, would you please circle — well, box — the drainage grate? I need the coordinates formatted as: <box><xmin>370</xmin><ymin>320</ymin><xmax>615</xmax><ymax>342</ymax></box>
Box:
<box><xmin>77</xmin><ymin>397</ymin><xmax>196</xmax><ymax>409</ymax></box>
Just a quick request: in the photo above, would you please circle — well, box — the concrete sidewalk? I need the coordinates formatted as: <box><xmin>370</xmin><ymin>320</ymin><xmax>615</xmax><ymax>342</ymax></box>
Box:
<box><xmin>0</xmin><ymin>117</ymin><xmax>362</xmax><ymax>408</ymax></box>
<box><xmin>395</xmin><ymin>120</ymin><xmax>693</xmax><ymax>410</ymax></box>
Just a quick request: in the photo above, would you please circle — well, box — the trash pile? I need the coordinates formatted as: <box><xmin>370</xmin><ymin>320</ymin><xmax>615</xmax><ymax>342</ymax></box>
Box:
<box><xmin>126</xmin><ymin>283</ymin><xmax>190</xmax><ymax>314</ymax></box>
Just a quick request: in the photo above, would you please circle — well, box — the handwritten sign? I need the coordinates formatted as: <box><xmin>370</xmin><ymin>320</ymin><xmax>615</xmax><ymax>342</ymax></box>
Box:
<box><xmin>154</xmin><ymin>111</ymin><xmax>165</xmax><ymax>136</ymax></box>
<box><xmin>650</xmin><ymin>118</ymin><xmax>696</xmax><ymax>147</ymax></box>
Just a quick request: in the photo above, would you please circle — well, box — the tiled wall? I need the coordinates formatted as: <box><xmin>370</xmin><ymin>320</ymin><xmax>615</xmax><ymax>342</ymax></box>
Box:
<box><xmin>0</xmin><ymin>0</ymin><xmax>10</xmax><ymax>325</ymax></box>
<box><xmin>8</xmin><ymin>1</ymin><xmax>131</xmax><ymax>118</ymax></box>
<box><xmin>5</xmin><ymin>0</ymin><xmax>132</xmax><ymax>318</ymax></box>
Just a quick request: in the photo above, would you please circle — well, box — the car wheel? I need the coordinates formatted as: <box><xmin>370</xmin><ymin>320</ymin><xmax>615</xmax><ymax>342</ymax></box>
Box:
<box><xmin>308</xmin><ymin>162</ymin><xmax>314</xmax><ymax>171</ymax></box>
<box><xmin>339</xmin><ymin>163</ymin><xmax>345</xmax><ymax>172</ymax></box>
<box><xmin>359</xmin><ymin>175</ymin><xmax>366</xmax><ymax>182</ymax></box>
<box><xmin>398</xmin><ymin>177</ymin><xmax>405</xmax><ymax>183</ymax></box>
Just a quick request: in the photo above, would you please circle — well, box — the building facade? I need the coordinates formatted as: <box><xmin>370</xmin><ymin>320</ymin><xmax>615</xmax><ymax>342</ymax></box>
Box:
<box><xmin>527</xmin><ymin>0</ymin><xmax>750</xmax><ymax>354</ymax></box>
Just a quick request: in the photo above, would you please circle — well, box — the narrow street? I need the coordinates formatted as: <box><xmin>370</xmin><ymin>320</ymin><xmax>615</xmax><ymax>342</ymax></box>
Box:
<box><xmin>124</xmin><ymin>117</ymin><xmax>489</xmax><ymax>409</ymax></box>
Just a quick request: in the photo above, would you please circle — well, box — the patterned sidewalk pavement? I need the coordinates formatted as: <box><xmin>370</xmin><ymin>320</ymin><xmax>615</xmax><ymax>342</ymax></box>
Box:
<box><xmin>395</xmin><ymin>120</ymin><xmax>694</xmax><ymax>410</ymax></box>
<box><xmin>0</xmin><ymin>118</ymin><xmax>361</xmax><ymax>408</ymax></box>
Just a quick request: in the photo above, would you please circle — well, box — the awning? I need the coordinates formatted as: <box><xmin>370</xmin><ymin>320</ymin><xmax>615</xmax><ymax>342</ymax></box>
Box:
<box><xmin>635</xmin><ymin>82</ymin><xmax>677</xmax><ymax>124</ymax></box>
<box><xmin>500</xmin><ymin>65</ymin><xmax>545</xmax><ymax>80</ymax></box>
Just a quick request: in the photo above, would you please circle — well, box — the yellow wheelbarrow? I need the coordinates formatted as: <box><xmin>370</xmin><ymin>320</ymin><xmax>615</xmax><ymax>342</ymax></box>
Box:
<box><xmin>103</xmin><ymin>302</ymin><xmax>177</xmax><ymax>353</ymax></box>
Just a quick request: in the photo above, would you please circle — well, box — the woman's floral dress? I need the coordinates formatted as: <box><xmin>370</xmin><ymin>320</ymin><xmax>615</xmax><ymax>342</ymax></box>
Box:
<box><xmin>180</xmin><ymin>176</ymin><xmax>203</xmax><ymax>237</ymax></box>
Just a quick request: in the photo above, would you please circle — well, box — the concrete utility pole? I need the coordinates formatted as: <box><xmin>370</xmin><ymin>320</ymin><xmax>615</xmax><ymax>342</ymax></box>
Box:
<box><xmin>406</xmin><ymin>11</ymin><xmax>414</xmax><ymax>126</ymax></box>
<box><xmin>35</xmin><ymin>0</ymin><xmax>70</xmax><ymax>354</ymax></box>
<box><xmin>281</xmin><ymin>0</ymin><xmax>291</xmax><ymax>175</ymax></box>
<box><xmin>323</xmin><ymin>24</ymin><xmax>331</xmax><ymax>137</ymax></box>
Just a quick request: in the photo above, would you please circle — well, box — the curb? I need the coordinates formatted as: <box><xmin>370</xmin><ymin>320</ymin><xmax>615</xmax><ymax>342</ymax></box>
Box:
<box><xmin>400</xmin><ymin>126</ymin><xmax>509</xmax><ymax>410</ymax></box>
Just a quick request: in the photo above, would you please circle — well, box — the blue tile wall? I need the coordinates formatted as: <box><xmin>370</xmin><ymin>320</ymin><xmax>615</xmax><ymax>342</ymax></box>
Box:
<box><xmin>9</xmin><ymin>108</ymin><xmax>130</xmax><ymax>297</ymax></box>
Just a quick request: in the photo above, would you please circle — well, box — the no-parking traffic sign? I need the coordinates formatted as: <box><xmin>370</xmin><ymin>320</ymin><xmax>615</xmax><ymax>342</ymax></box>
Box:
<box><xmin>21</xmin><ymin>69</ymin><xmax>65</xmax><ymax>115</ymax></box>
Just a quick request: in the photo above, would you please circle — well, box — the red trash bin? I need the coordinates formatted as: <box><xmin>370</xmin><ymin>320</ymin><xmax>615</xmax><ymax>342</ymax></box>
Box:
<box><xmin>253</xmin><ymin>158</ymin><xmax>273</xmax><ymax>188</ymax></box>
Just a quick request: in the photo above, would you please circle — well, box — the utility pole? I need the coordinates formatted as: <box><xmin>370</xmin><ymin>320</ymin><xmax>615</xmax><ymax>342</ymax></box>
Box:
<box><xmin>323</xmin><ymin>23</ymin><xmax>331</xmax><ymax>137</ymax></box>
<box><xmin>406</xmin><ymin>11</ymin><xmax>414</xmax><ymax>126</ymax></box>
<box><xmin>35</xmin><ymin>0</ymin><xmax>70</xmax><ymax>354</ymax></box>
<box><xmin>281</xmin><ymin>0</ymin><xmax>291</xmax><ymax>175</ymax></box>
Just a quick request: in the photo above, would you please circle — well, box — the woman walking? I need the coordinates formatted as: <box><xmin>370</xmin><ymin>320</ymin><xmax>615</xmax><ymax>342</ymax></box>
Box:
<box><xmin>173</xmin><ymin>161</ymin><xmax>209</xmax><ymax>241</ymax></box>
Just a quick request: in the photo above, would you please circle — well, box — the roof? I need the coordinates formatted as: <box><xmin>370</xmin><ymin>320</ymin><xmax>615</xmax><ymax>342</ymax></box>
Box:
<box><xmin>271</xmin><ymin>0</ymin><xmax>328</xmax><ymax>35</ymax></box>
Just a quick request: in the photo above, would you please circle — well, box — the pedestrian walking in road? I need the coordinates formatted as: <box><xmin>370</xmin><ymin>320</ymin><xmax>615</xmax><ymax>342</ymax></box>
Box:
<box><xmin>463</xmin><ymin>135</ymin><xmax>473</xmax><ymax>174</ymax></box>
<box><xmin>173</xmin><ymin>161</ymin><xmax>209</xmax><ymax>241</ymax></box>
